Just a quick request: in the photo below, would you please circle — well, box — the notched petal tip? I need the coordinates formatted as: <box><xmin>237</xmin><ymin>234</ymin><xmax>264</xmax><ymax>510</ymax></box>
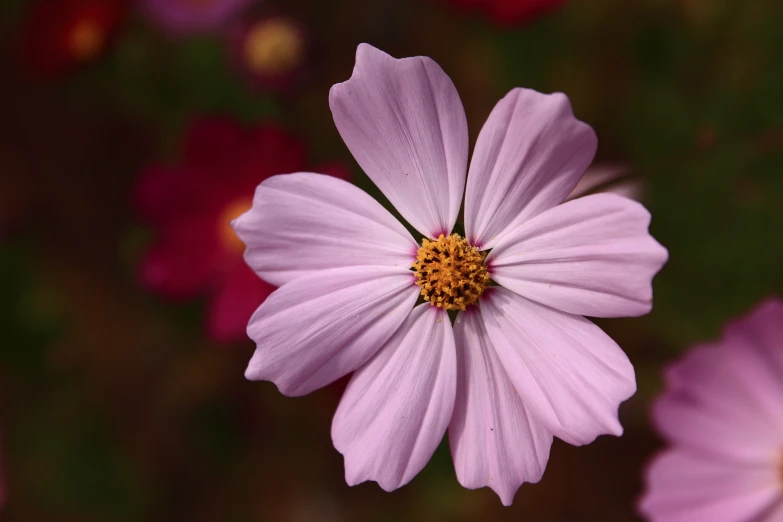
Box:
<box><xmin>328</xmin><ymin>43</ymin><xmax>389</xmax><ymax>101</ymax></box>
<box><xmin>243</xmin><ymin>357</ymin><xmax>260</xmax><ymax>381</ymax></box>
<box><xmin>355</xmin><ymin>42</ymin><xmax>390</xmax><ymax>63</ymax></box>
<box><xmin>245</xmin><ymin>266</ymin><xmax>419</xmax><ymax>396</ymax></box>
<box><xmin>449</xmin><ymin>310</ymin><xmax>553</xmax><ymax>506</ymax></box>
<box><xmin>332</xmin><ymin>303</ymin><xmax>457</xmax><ymax>493</ymax></box>
<box><xmin>479</xmin><ymin>289</ymin><xmax>636</xmax><ymax>446</ymax></box>
<box><xmin>488</xmin><ymin>192</ymin><xmax>669</xmax><ymax>319</ymax></box>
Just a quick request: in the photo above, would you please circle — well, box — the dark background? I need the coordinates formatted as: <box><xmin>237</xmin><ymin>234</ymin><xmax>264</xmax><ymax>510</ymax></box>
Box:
<box><xmin>1</xmin><ymin>0</ymin><xmax>782</xmax><ymax>520</ymax></box>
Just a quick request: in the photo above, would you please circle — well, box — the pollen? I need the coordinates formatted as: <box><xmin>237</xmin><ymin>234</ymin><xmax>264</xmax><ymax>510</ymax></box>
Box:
<box><xmin>412</xmin><ymin>234</ymin><xmax>490</xmax><ymax>311</ymax></box>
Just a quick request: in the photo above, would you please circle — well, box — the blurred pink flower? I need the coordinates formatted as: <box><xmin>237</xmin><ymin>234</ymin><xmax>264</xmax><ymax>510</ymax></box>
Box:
<box><xmin>445</xmin><ymin>0</ymin><xmax>568</xmax><ymax>25</ymax></box>
<box><xmin>135</xmin><ymin>117</ymin><xmax>349</xmax><ymax>343</ymax></box>
<box><xmin>640</xmin><ymin>298</ymin><xmax>783</xmax><ymax>522</ymax></box>
<box><xmin>228</xmin><ymin>14</ymin><xmax>307</xmax><ymax>92</ymax></box>
<box><xmin>140</xmin><ymin>0</ymin><xmax>254</xmax><ymax>35</ymax></box>
<box><xmin>234</xmin><ymin>44</ymin><xmax>667</xmax><ymax>504</ymax></box>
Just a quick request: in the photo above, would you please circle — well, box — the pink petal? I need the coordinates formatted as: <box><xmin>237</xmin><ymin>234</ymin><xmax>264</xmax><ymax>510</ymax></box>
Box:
<box><xmin>652</xmin><ymin>394</ymin><xmax>781</xmax><ymax>465</ymax></box>
<box><xmin>245</xmin><ymin>266</ymin><xmax>418</xmax><ymax>396</ymax></box>
<box><xmin>479</xmin><ymin>288</ymin><xmax>635</xmax><ymax>446</ymax></box>
<box><xmin>449</xmin><ymin>309</ymin><xmax>552</xmax><ymax>506</ymax></box>
<box><xmin>233</xmin><ymin>173</ymin><xmax>417</xmax><ymax>287</ymax></box>
<box><xmin>654</xmin><ymin>301</ymin><xmax>783</xmax><ymax>461</ymax></box>
<box><xmin>661</xmin><ymin>344</ymin><xmax>783</xmax><ymax>448</ymax></box>
<box><xmin>639</xmin><ymin>449</ymin><xmax>781</xmax><ymax>522</ymax></box>
<box><xmin>487</xmin><ymin>194</ymin><xmax>668</xmax><ymax>318</ymax></box>
<box><xmin>207</xmin><ymin>262</ymin><xmax>275</xmax><ymax>344</ymax></box>
<box><xmin>464</xmin><ymin>88</ymin><xmax>597</xmax><ymax>249</ymax></box>
<box><xmin>760</xmin><ymin>502</ymin><xmax>783</xmax><ymax>522</ymax></box>
<box><xmin>329</xmin><ymin>44</ymin><xmax>468</xmax><ymax>238</ymax></box>
<box><xmin>724</xmin><ymin>298</ymin><xmax>783</xmax><ymax>387</ymax></box>
<box><xmin>332</xmin><ymin>304</ymin><xmax>456</xmax><ymax>491</ymax></box>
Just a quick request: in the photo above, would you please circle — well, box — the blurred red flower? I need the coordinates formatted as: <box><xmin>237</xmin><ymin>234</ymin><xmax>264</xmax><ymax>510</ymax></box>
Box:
<box><xmin>446</xmin><ymin>0</ymin><xmax>567</xmax><ymax>25</ymax></box>
<box><xmin>19</xmin><ymin>0</ymin><xmax>125</xmax><ymax>78</ymax></box>
<box><xmin>134</xmin><ymin>118</ymin><xmax>349</xmax><ymax>343</ymax></box>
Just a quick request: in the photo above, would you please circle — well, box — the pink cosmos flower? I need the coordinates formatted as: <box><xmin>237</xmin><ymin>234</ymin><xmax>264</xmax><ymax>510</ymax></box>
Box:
<box><xmin>639</xmin><ymin>299</ymin><xmax>783</xmax><ymax>522</ymax></box>
<box><xmin>233</xmin><ymin>44</ymin><xmax>668</xmax><ymax>505</ymax></box>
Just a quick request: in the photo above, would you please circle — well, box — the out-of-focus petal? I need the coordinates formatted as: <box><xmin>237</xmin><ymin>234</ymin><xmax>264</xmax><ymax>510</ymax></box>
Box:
<box><xmin>207</xmin><ymin>262</ymin><xmax>275</xmax><ymax>344</ymax></box>
<box><xmin>240</xmin><ymin>125</ymin><xmax>307</xmax><ymax>181</ymax></box>
<box><xmin>313</xmin><ymin>161</ymin><xmax>352</xmax><ymax>182</ymax></box>
<box><xmin>479</xmin><ymin>288</ymin><xmax>635</xmax><ymax>446</ymax></box>
<box><xmin>133</xmin><ymin>165</ymin><xmax>215</xmax><ymax>224</ymax></box>
<box><xmin>183</xmin><ymin>117</ymin><xmax>245</xmax><ymax>171</ymax></box>
<box><xmin>487</xmin><ymin>194</ymin><xmax>668</xmax><ymax>318</ymax></box>
<box><xmin>652</xmin><ymin>393</ymin><xmax>781</xmax><ymax>464</ymax></box>
<box><xmin>138</xmin><ymin>217</ymin><xmax>221</xmax><ymax>299</ymax></box>
<box><xmin>449</xmin><ymin>309</ymin><xmax>552</xmax><ymax>506</ymax></box>
<box><xmin>245</xmin><ymin>266</ymin><xmax>419</xmax><ymax>396</ymax></box>
<box><xmin>332</xmin><ymin>304</ymin><xmax>456</xmax><ymax>491</ymax></box>
<box><xmin>449</xmin><ymin>0</ymin><xmax>568</xmax><ymax>25</ymax></box>
<box><xmin>654</xmin><ymin>300</ymin><xmax>783</xmax><ymax>459</ymax></box>
<box><xmin>662</xmin><ymin>344</ymin><xmax>783</xmax><ymax>441</ymax></box>
<box><xmin>233</xmin><ymin>173</ymin><xmax>418</xmax><ymax>287</ymax></box>
<box><xmin>724</xmin><ymin>298</ymin><xmax>783</xmax><ymax>385</ymax></box>
<box><xmin>464</xmin><ymin>88</ymin><xmax>596</xmax><ymax>249</ymax></box>
<box><xmin>330</xmin><ymin>44</ymin><xmax>468</xmax><ymax>238</ymax></box>
<box><xmin>639</xmin><ymin>450</ymin><xmax>781</xmax><ymax>522</ymax></box>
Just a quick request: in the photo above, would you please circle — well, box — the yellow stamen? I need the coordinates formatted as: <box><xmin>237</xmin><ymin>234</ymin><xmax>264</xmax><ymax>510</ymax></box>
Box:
<box><xmin>218</xmin><ymin>198</ymin><xmax>252</xmax><ymax>254</ymax></box>
<box><xmin>412</xmin><ymin>234</ymin><xmax>490</xmax><ymax>311</ymax></box>
<box><xmin>244</xmin><ymin>18</ymin><xmax>303</xmax><ymax>76</ymax></box>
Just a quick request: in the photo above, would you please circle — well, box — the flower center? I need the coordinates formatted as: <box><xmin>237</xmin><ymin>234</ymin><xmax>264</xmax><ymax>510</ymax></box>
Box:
<box><xmin>412</xmin><ymin>234</ymin><xmax>490</xmax><ymax>311</ymax></box>
<box><xmin>69</xmin><ymin>19</ymin><xmax>104</xmax><ymax>61</ymax></box>
<box><xmin>243</xmin><ymin>18</ymin><xmax>303</xmax><ymax>76</ymax></box>
<box><xmin>218</xmin><ymin>198</ymin><xmax>252</xmax><ymax>254</ymax></box>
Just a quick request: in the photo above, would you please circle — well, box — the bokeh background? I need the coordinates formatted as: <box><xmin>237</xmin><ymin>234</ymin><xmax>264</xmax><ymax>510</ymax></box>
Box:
<box><xmin>1</xmin><ymin>0</ymin><xmax>782</xmax><ymax>520</ymax></box>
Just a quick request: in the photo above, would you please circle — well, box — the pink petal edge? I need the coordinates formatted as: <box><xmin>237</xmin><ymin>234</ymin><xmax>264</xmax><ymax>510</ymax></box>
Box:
<box><xmin>487</xmin><ymin>193</ymin><xmax>668</xmax><ymax>318</ymax></box>
<box><xmin>449</xmin><ymin>308</ymin><xmax>552</xmax><ymax>506</ymax></box>
<box><xmin>245</xmin><ymin>266</ymin><xmax>419</xmax><ymax>396</ymax></box>
<box><xmin>233</xmin><ymin>173</ymin><xmax>418</xmax><ymax>287</ymax></box>
<box><xmin>479</xmin><ymin>287</ymin><xmax>635</xmax><ymax>446</ymax></box>
<box><xmin>464</xmin><ymin>88</ymin><xmax>597</xmax><ymax>250</ymax></box>
<box><xmin>639</xmin><ymin>449</ymin><xmax>781</xmax><ymax>522</ymax></box>
<box><xmin>332</xmin><ymin>304</ymin><xmax>457</xmax><ymax>491</ymax></box>
<box><xmin>330</xmin><ymin>43</ymin><xmax>468</xmax><ymax>238</ymax></box>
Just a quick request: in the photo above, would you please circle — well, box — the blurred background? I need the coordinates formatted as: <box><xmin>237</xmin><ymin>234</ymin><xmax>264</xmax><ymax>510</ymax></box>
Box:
<box><xmin>1</xmin><ymin>0</ymin><xmax>782</xmax><ymax>520</ymax></box>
